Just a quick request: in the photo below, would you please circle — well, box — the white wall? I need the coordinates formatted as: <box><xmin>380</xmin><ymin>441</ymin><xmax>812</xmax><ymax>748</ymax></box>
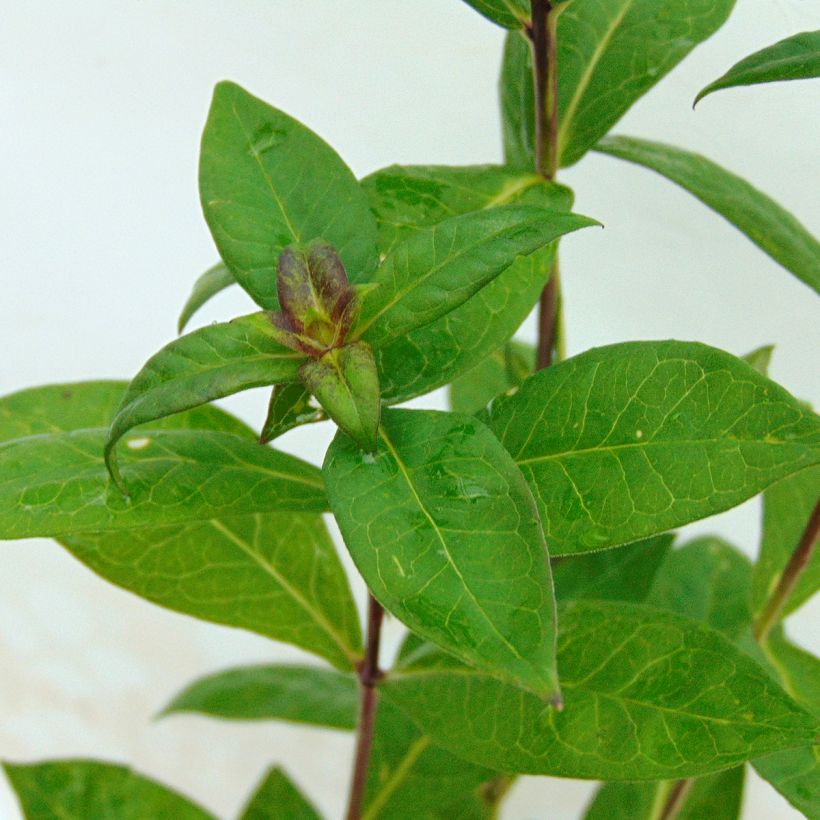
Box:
<box><xmin>0</xmin><ymin>1</ymin><xmax>818</xmax><ymax>817</ymax></box>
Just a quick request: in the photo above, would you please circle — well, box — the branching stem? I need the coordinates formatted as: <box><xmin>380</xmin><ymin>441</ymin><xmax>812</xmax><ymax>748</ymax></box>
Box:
<box><xmin>345</xmin><ymin>595</ymin><xmax>384</xmax><ymax>820</ymax></box>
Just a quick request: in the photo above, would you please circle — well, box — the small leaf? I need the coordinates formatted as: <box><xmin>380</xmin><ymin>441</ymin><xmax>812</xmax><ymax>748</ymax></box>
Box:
<box><xmin>449</xmin><ymin>340</ymin><xmax>534</xmax><ymax>416</ymax></box>
<box><xmin>2</xmin><ymin>759</ymin><xmax>215</xmax><ymax>820</ymax></box>
<box><xmin>324</xmin><ymin>408</ymin><xmax>560</xmax><ymax>700</ymax></box>
<box><xmin>584</xmin><ymin>767</ymin><xmax>745</xmax><ymax>820</ymax></box>
<box><xmin>0</xmin><ymin>429</ymin><xmax>327</xmax><ymax>540</ymax></box>
<box><xmin>696</xmin><ymin>30</ymin><xmax>820</xmax><ymax>104</ymax></box>
<box><xmin>239</xmin><ymin>767</ymin><xmax>321</xmax><ymax>820</ymax></box>
<box><xmin>200</xmin><ymin>81</ymin><xmax>378</xmax><ymax>308</ymax></box>
<box><xmin>743</xmin><ymin>344</ymin><xmax>775</xmax><ymax>376</ymax></box>
<box><xmin>500</xmin><ymin>31</ymin><xmax>535</xmax><ymax>171</ymax></box>
<box><xmin>552</xmin><ymin>534</ymin><xmax>673</xmax><ymax>604</ymax></box>
<box><xmin>484</xmin><ymin>340</ymin><xmax>820</xmax><ymax>555</ymax></box>
<box><xmin>362</xmin><ymin>164</ymin><xmax>572</xmax><ymax>403</ymax></box>
<box><xmin>260</xmin><ymin>383</ymin><xmax>324</xmax><ymax>444</ymax></box>
<box><xmin>300</xmin><ymin>342</ymin><xmax>380</xmax><ymax>452</ymax></box>
<box><xmin>594</xmin><ymin>135</ymin><xmax>820</xmax><ymax>293</ymax></box>
<box><xmin>355</xmin><ymin>205</ymin><xmax>595</xmax><ymax>349</ymax></box>
<box><xmin>382</xmin><ymin>600</ymin><xmax>819</xmax><ymax>779</ymax></box>
<box><xmin>161</xmin><ymin>665</ymin><xmax>358</xmax><ymax>728</ymax></box>
<box><xmin>459</xmin><ymin>0</ymin><xmax>529</xmax><ymax>29</ymax></box>
<box><xmin>752</xmin><ymin>466</ymin><xmax>820</xmax><ymax>624</ymax></box>
<box><xmin>177</xmin><ymin>261</ymin><xmax>238</xmax><ymax>334</ymax></box>
<box><xmin>647</xmin><ymin>537</ymin><xmax>753</xmax><ymax>639</ymax></box>
<box><xmin>104</xmin><ymin>313</ymin><xmax>306</xmax><ymax>489</ymax></box>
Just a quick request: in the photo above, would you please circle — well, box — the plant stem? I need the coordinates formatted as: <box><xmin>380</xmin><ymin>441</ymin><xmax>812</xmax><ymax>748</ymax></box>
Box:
<box><xmin>345</xmin><ymin>595</ymin><xmax>384</xmax><ymax>820</ymax></box>
<box><xmin>530</xmin><ymin>0</ymin><xmax>560</xmax><ymax>369</ymax></box>
<box><xmin>753</xmin><ymin>496</ymin><xmax>820</xmax><ymax>644</ymax></box>
<box><xmin>658</xmin><ymin>777</ymin><xmax>694</xmax><ymax>820</ymax></box>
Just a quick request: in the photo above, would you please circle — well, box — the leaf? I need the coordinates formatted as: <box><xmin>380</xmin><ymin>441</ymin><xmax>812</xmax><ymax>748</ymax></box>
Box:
<box><xmin>161</xmin><ymin>665</ymin><xmax>358</xmax><ymax>729</ymax></box>
<box><xmin>753</xmin><ymin>629</ymin><xmax>820</xmax><ymax>818</ymax></box>
<box><xmin>300</xmin><ymin>342</ymin><xmax>380</xmax><ymax>452</ymax></box>
<box><xmin>483</xmin><ymin>340</ymin><xmax>820</xmax><ymax>555</ymax></box>
<box><xmin>594</xmin><ymin>136</ymin><xmax>820</xmax><ymax>293</ymax></box>
<box><xmin>324</xmin><ymin>408</ymin><xmax>560</xmax><ymax>700</ymax></box>
<box><xmin>104</xmin><ymin>313</ymin><xmax>306</xmax><ymax>489</ymax></box>
<box><xmin>0</xmin><ymin>382</ymin><xmax>360</xmax><ymax>668</ymax></box>
<box><xmin>696</xmin><ymin>30</ymin><xmax>820</xmax><ymax>104</ymax></box>
<box><xmin>239</xmin><ymin>768</ymin><xmax>321</xmax><ymax>820</ymax></box>
<box><xmin>260</xmin><ymin>383</ymin><xmax>324</xmax><ymax>444</ymax></box>
<box><xmin>354</xmin><ymin>205</ymin><xmax>595</xmax><ymax>350</ymax></box>
<box><xmin>647</xmin><ymin>537</ymin><xmax>753</xmax><ymax>639</ymax></box>
<box><xmin>199</xmin><ymin>81</ymin><xmax>378</xmax><ymax>308</ymax></box>
<box><xmin>743</xmin><ymin>344</ymin><xmax>775</xmax><ymax>376</ymax></box>
<box><xmin>381</xmin><ymin>599</ymin><xmax>819</xmax><ymax>779</ymax></box>
<box><xmin>0</xmin><ymin>428</ymin><xmax>327</xmax><ymax>540</ymax></box>
<box><xmin>177</xmin><ymin>262</ymin><xmax>238</xmax><ymax>334</ymax></box>
<box><xmin>552</xmin><ymin>534</ymin><xmax>674</xmax><ymax>604</ymax></box>
<box><xmin>459</xmin><ymin>0</ymin><xmax>529</xmax><ymax>29</ymax></box>
<box><xmin>584</xmin><ymin>766</ymin><xmax>745</xmax><ymax>820</ymax></box>
<box><xmin>361</xmin><ymin>164</ymin><xmax>572</xmax><ymax>403</ymax></box>
<box><xmin>449</xmin><ymin>340</ymin><xmax>534</xmax><ymax>416</ymax></box>
<box><xmin>752</xmin><ymin>466</ymin><xmax>820</xmax><ymax>623</ymax></box>
<box><xmin>500</xmin><ymin>31</ymin><xmax>535</xmax><ymax>170</ymax></box>
<box><xmin>2</xmin><ymin>759</ymin><xmax>215</xmax><ymax>820</ymax></box>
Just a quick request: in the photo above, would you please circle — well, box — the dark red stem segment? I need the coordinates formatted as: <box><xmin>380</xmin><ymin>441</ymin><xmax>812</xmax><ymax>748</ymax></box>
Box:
<box><xmin>345</xmin><ymin>595</ymin><xmax>384</xmax><ymax>820</ymax></box>
<box><xmin>753</xmin><ymin>496</ymin><xmax>820</xmax><ymax>643</ymax></box>
<box><xmin>659</xmin><ymin>778</ymin><xmax>695</xmax><ymax>820</ymax></box>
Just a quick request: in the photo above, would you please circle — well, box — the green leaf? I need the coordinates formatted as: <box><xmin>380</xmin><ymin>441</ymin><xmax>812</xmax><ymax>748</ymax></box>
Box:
<box><xmin>177</xmin><ymin>262</ymin><xmax>238</xmax><ymax>334</ymax></box>
<box><xmin>361</xmin><ymin>164</ymin><xmax>572</xmax><ymax>403</ymax></box>
<box><xmin>104</xmin><ymin>313</ymin><xmax>306</xmax><ymax>489</ymax></box>
<box><xmin>752</xmin><ymin>466</ymin><xmax>820</xmax><ymax>623</ymax></box>
<box><xmin>552</xmin><ymin>534</ymin><xmax>674</xmax><ymax>604</ymax></box>
<box><xmin>696</xmin><ymin>30</ymin><xmax>820</xmax><ymax>104</ymax></box>
<box><xmin>0</xmin><ymin>382</ymin><xmax>359</xmax><ymax>669</ymax></box>
<box><xmin>324</xmin><ymin>408</ymin><xmax>560</xmax><ymax>700</ymax></box>
<box><xmin>0</xmin><ymin>429</ymin><xmax>327</xmax><ymax>539</ymax></box>
<box><xmin>500</xmin><ymin>1</ymin><xmax>736</xmax><ymax>168</ymax></box>
<box><xmin>743</xmin><ymin>344</ymin><xmax>775</xmax><ymax>376</ymax></box>
<box><xmin>459</xmin><ymin>0</ymin><xmax>529</xmax><ymax>29</ymax></box>
<box><xmin>239</xmin><ymin>768</ymin><xmax>321</xmax><ymax>820</ymax></box>
<box><xmin>300</xmin><ymin>342</ymin><xmax>380</xmax><ymax>452</ymax></box>
<box><xmin>584</xmin><ymin>767</ymin><xmax>745</xmax><ymax>820</ymax></box>
<box><xmin>483</xmin><ymin>340</ymin><xmax>820</xmax><ymax>555</ymax></box>
<box><xmin>449</xmin><ymin>340</ymin><xmax>534</xmax><ymax>416</ymax></box>
<box><xmin>199</xmin><ymin>81</ymin><xmax>378</xmax><ymax>308</ymax></box>
<box><xmin>355</xmin><ymin>205</ymin><xmax>595</xmax><ymax>350</ymax></box>
<box><xmin>647</xmin><ymin>537</ymin><xmax>753</xmax><ymax>639</ymax></box>
<box><xmin>2</xmin><ymin>759</ymin><xmax>214</xmax><ymax>820</ymax></box>
<box><xmin>161</xmin><ymin>665</ymin><xmax>358</xmax><ymax>728</ymax></box>
<box><xmin>260</xmin><ymin>383</ymin><xmax>324</xmax><ymax>444</ymax></box>
<box><xmin>594</xmin><ymin>136</ymin><xmax>820</xmax><ymax>293</ymax></box>
<box><xmin>382</xmin><ymin>599</ymin><xmax>819</xmax><ymax>779</ymax></box>
<box><xmin>753</xmin><ymin>630</ymin><xmax>820</xmax><ymax>818</ymax></box>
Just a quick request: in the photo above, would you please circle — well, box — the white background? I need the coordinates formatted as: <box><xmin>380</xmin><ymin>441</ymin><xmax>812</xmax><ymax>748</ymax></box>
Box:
<box><xmin>1</xmin><ymin>1</ymin><xmax>818</xmax><ymax>818</ymax></box>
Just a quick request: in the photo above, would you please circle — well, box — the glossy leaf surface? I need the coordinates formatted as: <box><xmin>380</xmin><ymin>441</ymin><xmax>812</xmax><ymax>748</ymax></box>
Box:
<box><xmin>177</xmin><ymin>261</ymin><xmax>237</xmax><ymax>333</ymax></box>
<box><xmin>697</xmin><ymin>30</ymin><xmax>820</xmax><ymax>104</ymax></box>
<box><xmin>2</xmin><ymin>760</ymin><xmax>214</xmax><ymax>820</ymax></box>
<box><xmin>355</xmin><ymin>205</ymin><xmax>594</xmax><ymax>350</ymax></box>
<box><xmin>0</xmin><ymin>382</ymin><xmax>360</xmax><ymax>669</ymax></box>
<box><xmin>552</xmin><ymin>534</ymin><xmax>673</xmax><ymax>604</ymax></box>
<box><xmin>382</xmin><ymin>600</ymin><xmax>818</xmax><ymax>779</ymax></box>
<box><xmin>361</xmin><ymin>165</ymin><xmax>572</xmax><ymax>403</ymax></box>
<box><xmin>325</xmin><ymin>408</ymin><xmax>559</xmax><ymax>700</ymax></box>
<box><xmin>584</xmin><ymin>767</ymin><xmax>744</xmax><ymax>820</ymax></box>
<box><xmin>162</xmin><ymin>665</ymin><xmax>358</xmax><ymax>728</ymax></box>
<box><xmin>484</xmin><ymin>340</ymin><xmax>820</xmax><ymax>555</ymax></box>
<box><xmin>595</xmin><ymin>136</ymin><xmax>820</xmax><ymax>293</ymax></box>
<box><xmin>105</xmin><ymin>313</ymin><xmax>306</xmax><ymax>486</ymax></box>
<box><xmin>647</xmin><ymin>537</ymin><xmax>753</xmax><ymax>639</ymax></box>
<box><xmin>239</xmin><ymin>768</ymin><xmax>321</xmax><ymax>820</ymax></box>
<box><xmin>260</xmin><ymin>383</ymin><xmax>324</xmax><ymax>443</ymax></box>
<box><xmin>752</xmin><ymin>466</ymin><xmax>820</xmax><ymax>622</ymax></box>
<box><xmin>200</xmin><ymin>81</ymin><xmax>378</xmax><ymax>308</ymax></box>
<box><xmin>500</xmin><ymin>0</ymin><xmax>736</xmax><ymax>168</ymax></box>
